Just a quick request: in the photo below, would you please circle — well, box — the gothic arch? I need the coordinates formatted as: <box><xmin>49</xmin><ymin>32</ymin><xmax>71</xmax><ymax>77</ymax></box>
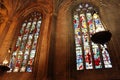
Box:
<box><xmin>15</xmin><ymin>2</ymin><xmax>52</xmax><ymax>24</ymax></box>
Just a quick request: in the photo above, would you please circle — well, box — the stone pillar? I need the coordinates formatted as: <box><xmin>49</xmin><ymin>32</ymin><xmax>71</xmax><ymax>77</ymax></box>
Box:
<box><xmin>47</xmin><ymin>13</ymin><xmax>57</xmax><ymax>80</ymax></box>
<box><xmin>0</xmin><ymin>19</ymin><xmax>12</xmax><ymax>48</ymax></box>
<box><xmin>0</xmin><ymin>19</ymin><xmax>13</xmax><ymax>63</ymax></box>
<box><xmin>34</xmin><ymin>13</ymin><xmax>52</xmax><ymax>80</ymax></box>
<box><xmin>53</xmin><ymin>8</ymin><xmax>71</xmax><ymax>80</ymax></box>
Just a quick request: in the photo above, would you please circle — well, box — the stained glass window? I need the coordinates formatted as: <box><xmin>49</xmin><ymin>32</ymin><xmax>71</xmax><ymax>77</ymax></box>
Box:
<box><xmin>8</xmin><ymin>12</ymin><xmax>42</xmax><ymax>72</ymax></box>
<box><xmin>73</xmin><ymin>3</ymin><xmax>112</xmax><ymax>70</ymax></box>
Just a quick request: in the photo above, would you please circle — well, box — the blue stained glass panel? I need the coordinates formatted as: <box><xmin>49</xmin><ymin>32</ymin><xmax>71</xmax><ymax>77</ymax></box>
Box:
<box><xmin>26</xmin><ymin>66</ymin><xmax>32</xmax><ymax>72</ymax></box>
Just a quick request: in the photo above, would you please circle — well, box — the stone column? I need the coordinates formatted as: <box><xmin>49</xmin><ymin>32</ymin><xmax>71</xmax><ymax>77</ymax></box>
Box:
<box><xmin>47</xmin><ymin>13</ymin><xmax>57</xmax><ymax>80</ymax></box>
<box><xmin>34</xmin><ymin>13</ymin><xmax>52</xmax><ymax>80</ymax></box>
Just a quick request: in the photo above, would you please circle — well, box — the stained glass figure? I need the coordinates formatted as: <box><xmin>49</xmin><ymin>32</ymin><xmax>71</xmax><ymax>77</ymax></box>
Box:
<box><xmin>73</xmin><ymin>3</ymin><xmax>112</xmax><ymax>70</ymax></box>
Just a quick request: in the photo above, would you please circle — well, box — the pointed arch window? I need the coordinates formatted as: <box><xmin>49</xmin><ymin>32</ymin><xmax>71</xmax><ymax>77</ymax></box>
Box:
<box><xmin>73</xmin><ymin>3</ymin><xmax>112</xmax><ymax>70</ymax></box>
<box><xmin>9</xmin><ymin>12</ymin><xmax>42</xmax><ymax>72</ymax></box>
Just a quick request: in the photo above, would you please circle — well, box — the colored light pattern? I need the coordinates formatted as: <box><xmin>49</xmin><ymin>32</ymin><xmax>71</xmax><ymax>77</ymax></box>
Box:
<box><xmin>8</xmin><ymin>12</ymin><xmax>42</xmax><ymax>72</ymax></box>
<box><xmin>74</xmin><ymin>3</ymin><xmax>112</xmax><ymax>70</ymax></box>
